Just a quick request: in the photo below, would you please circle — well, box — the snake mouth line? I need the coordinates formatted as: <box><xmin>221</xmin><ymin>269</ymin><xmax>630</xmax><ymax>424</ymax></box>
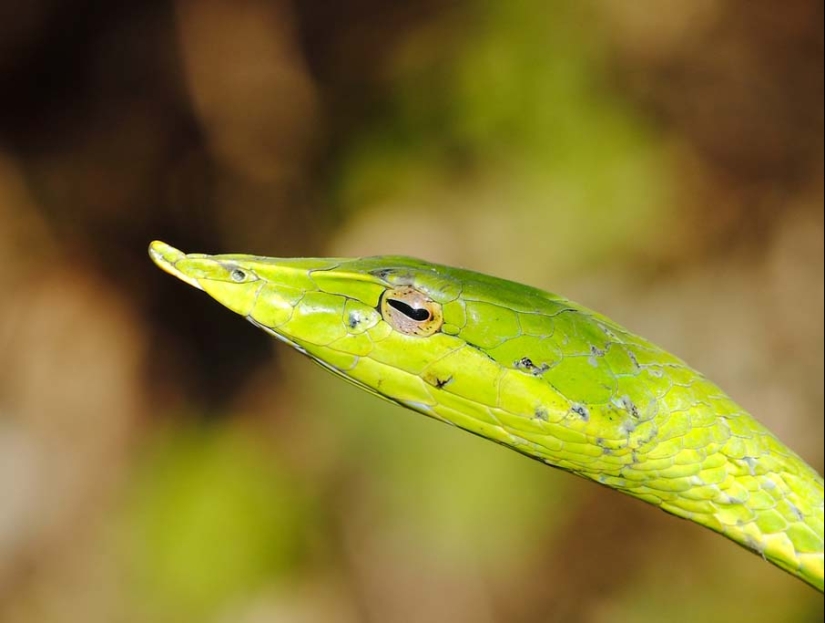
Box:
<box><xmin>148</xmin><ymin>241</ymin><xmax>203</xmax><ymax>290</ymax></box>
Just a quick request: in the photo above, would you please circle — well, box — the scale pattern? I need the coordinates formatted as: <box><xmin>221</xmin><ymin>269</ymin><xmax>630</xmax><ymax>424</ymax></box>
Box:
<box><xmin>435</xmin><ymin>281</ymin><xmax>823</xmax><ymax>589</ymax></box>
<box><xmin>148</xmin><ymin>242</ymin><xmax>824</xmax><ymax>591</ymax></box>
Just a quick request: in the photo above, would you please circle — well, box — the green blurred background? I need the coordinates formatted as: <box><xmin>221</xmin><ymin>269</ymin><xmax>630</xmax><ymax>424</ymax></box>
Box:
<box><xmin>0</xmin><ymin>1</ymin><xmax>822</xmax><ymax>621</ymax></box>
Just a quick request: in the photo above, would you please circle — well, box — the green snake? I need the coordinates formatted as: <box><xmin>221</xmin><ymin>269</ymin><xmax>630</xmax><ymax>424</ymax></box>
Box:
<box><xmin>149</xmin><ymin>240</ymin><xmax>824</xmax><ymax>591</ymax></box>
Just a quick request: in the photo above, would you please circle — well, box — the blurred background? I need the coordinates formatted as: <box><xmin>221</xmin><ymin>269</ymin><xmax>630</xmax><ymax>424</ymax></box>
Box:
<box><xmin>0</xmin><ymin>0</ymin><xmax>822</xmax><ymax>621</ymax></box>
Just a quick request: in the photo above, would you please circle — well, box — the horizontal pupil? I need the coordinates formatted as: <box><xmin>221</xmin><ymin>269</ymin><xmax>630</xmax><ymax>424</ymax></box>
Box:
<box><xmin>387</xmin><ymin>298</ymin><xmax>430</xmax><ymax>322</ymax></box>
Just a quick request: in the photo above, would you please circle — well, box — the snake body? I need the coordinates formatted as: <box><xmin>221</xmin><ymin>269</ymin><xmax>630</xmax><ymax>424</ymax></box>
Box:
<box><xmin>149</xmin><ymin>241</ymin><xmax>824</xmax><ymax>590</ymax></box>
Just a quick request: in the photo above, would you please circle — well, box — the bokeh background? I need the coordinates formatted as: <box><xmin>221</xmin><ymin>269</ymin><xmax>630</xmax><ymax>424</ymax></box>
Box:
<box><xmin>0</xmin><ymin>1</ymin><xmax>822</xmax><ymax>621</ymax></box>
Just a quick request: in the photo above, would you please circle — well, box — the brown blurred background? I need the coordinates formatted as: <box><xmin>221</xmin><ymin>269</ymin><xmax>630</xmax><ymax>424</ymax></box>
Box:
<box><xmin>0</xmin><ymin>1</ymin><xmax>822</xmax><ymax>622</ymax></box>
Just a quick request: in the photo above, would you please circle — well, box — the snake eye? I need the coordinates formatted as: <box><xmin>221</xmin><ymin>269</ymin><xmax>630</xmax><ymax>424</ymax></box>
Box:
<box><xmin>230</xmin><ymin>269</ymin><xmax>247</xmax><ymax>282</ymax></box>
<box><xmin>387</xmin><ymin>299</ymin><xmax>431</xmax><ymax>321</ymax></box>
<box><xmin>380</xmin><ymin>287</ymin><xmax>443</xmax><ymax>336</ymax></box>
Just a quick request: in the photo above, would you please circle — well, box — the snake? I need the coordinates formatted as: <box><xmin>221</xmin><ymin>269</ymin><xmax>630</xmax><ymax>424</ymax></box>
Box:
<box><xmin>148</xmin><ymin>240</ymin><xmax>824</xmax><ymax>591</ymax></box>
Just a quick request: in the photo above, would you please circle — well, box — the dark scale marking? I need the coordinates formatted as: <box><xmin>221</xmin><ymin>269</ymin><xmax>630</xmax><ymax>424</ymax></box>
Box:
<box><xmin>627</xmin><ymin>350</ymin><xmax>641</xmax><ymax>370</ymax></box>
<box><xmin>533</xmin><ymin>406</ymin><xmax>549</xmax><ymax>421</ymax></box>
<box><xmin>635</xmin><ymin>422</ymin><xmax>659</xmax><ymax>446</ymax></box>
<box><xmin>515</xmin><ymin>356</ymin><xmax>535</xmax><ymax>369</ymax></box>
<box><xmin>588</xmin><ymin>344</ymin><xmax>607</xmax><ymax>367</ymax></box>
<box><xmin>348</xmin><ymin>312</ymin><xmax>362</xmax><ymax>329</ymax></box>
<box><xmin>514</xmin><ymin>356</ymin><xmax>549</xmax><ymax>376</ymax></box>
<box><xmin>596</xmin><ymin>322</ymin><xmax>620</xmax><ymax>341</ymax></box>
<box><xmin>621</xmin><ymin>395</ymin><xmax>640</xmax><ymax>419</ymax></box>
<box><xmin>596</xmin><ymin>439</ymin><xmax>613</xmax><ymax>456</ymax></box>
<box><xmin>434</xmin><ymin>376</ymin><xmax>453</xmax><ymax>389</ymax></box>
<box><xmin>423</xmin><ymin>372</ymin><xmax>453</xmax><ymax>389</ymax></box>
<box><xmin>372</xmin><ymin>268</ymin><xmax>394</xmax><ymax>280</ymax></box>
<box><xmin>788</xmin><ymin>502</ymin><xmax>805</xmax><ymax>522</ymax></box>
<box><xmin>571</xmin><ymin>403</ymin><xmax>589</xmax><ymax>421</ymax></box>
